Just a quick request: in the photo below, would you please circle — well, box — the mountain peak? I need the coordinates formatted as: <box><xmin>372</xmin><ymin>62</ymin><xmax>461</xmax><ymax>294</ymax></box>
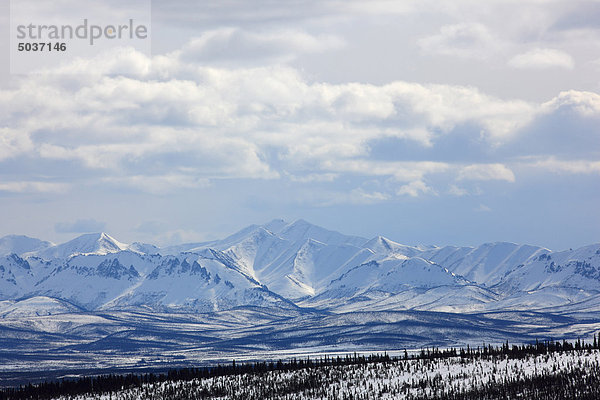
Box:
<box><xmin>275</xmin><ymin>219</ymin><xmax>367</xmax><ymax>247</ymax></box>
<box><xmin>261</xmin><ymin>218</ymin><xmax>289</xmax><ymax>233</ymax></box>
<box><xmin>364</xmin><ymin>236</ymin><xmax>423</xmax><ymax>257</ymax></box>
<box><xmin>35</xmin><ymin>232</ymin><xmax>128</xmax><ymax>259</ymax></box>
<box><xmin>0</xmin><ymin>235</ymin><xmax>53</xmax><ymax>256</ymax></box>
<box><xmin>78</xmin><ymin>232</ymin><xmax>128</xmax><ymax>253</ymax></box>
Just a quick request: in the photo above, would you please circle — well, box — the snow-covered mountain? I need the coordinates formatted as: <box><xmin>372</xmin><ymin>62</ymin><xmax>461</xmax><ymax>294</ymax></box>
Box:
<box><xmin>33</xmin><ymin>232</ymin><xmax>128</xmax><ymax>259</ymax></box>
<box><xmin>0</xmin><ymin>220</ymin><xmax>599</xmax><ymax>316</ymax></box>
<box><xmin>0</xmin><ymin>235</ymin><xmax>52</xmax><ymax>257</ymax></box>
<box><xmin>0</xmin><ymin>254</ymin><xmax>36</xmax><ymax>298</ymax></box>
<box><xmin>420</xmin><ymin>242</ymin><xmax>548</xmax><ymax>287</ymax></box>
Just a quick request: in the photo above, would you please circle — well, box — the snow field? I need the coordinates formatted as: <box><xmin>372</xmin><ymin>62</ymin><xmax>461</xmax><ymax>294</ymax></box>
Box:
<box><xmin>51</xmin><ymin>349</ymin><xmax>600</xmax><ymax>400</ymax></box>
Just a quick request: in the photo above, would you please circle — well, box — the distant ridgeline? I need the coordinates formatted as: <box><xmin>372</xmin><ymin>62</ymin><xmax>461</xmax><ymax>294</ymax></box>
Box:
<box><xmin>1</xmin><ymin>220</ymin><xmax>600</xmax><ymax>314</ymax></box>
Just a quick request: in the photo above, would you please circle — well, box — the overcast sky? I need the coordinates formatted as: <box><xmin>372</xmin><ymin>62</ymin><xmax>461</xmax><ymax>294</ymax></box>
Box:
<box><xmin>0</xmin><ymin>0</ymin><xmax>599</xmax><ymax>250</ymax></box>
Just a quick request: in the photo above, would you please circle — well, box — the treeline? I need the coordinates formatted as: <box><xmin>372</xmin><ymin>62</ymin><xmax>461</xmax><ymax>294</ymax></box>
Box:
<box><xmin>0</xmin><ymin>353</ymin><xmax>392</xmax><ymax>400</ymax></box>
<box><xmin>417</xmin><ymin>335</ymin><xmax>600</xmax><ymax>361</ymax></box>
<box><xmin>1</xmin><ymin>335</ymin><xmax>599</xmax><ymax>400</ymax></box>
<box><xmin>415</xmin><ymin>362</ymin><xmax>600</xmax><ymax>400</ymax></box>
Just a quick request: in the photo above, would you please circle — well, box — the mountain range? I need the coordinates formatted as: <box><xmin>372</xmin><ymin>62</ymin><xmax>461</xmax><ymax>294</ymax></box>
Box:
<box><xmin>2</xmin><ymin>219</ymin><xmax>599</xmax><ymax>314</ymax></box>
<box><xmin>1</xmin><ymin>219</ymin><xmax>599</xmax><ymax>381</ymax></box>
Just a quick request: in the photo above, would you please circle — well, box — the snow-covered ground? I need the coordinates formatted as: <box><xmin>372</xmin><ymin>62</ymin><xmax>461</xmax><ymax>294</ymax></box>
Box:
<box><xmin>50</xmin><ymin>349</ymin><xmax>600</xmax><ymax>400</ymax></box>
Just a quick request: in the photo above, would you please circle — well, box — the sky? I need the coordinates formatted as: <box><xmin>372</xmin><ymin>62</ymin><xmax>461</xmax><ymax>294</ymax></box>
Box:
<box><xmin>0</xmin><ymin>0</ymin><xmax>599</xmax><ymax>250</ymax></box>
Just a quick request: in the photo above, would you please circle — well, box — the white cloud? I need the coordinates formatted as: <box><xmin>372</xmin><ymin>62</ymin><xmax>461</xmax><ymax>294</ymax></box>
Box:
<box><xmin>418</xmin><ymin>23</ymin><xmax>498</xmax><ymax>59</ymax></box>
<box><xmin>508</xmin><ymin>48</ymin><xmax>575</xmax><ymax>70</ymax></box>
<box><xmin>0</xmin><ymin>181</ymin><xmax>69</xmax><ymax>193</ymax></box>
<box><xmin>321</xmin><ymin>160</ymin><xmax>450</xmax><ymax>181</ymax></box>
<box><xmin>295</xmin><ymin>187</ymin><xmax>390</xmax><ymax>207</ymax></box>
<box><xmin>475</xmin><ymin>204</ymin><xmax>492</xmax><ymax>212</ymax></box>
<box><xmin>524</xmin><ymin>157</ymin><xmax>600</xmax><ymax>175</ymax></box>
<box><xmin>2</xmin><ymin>45</ymin><xmax>599</xmax><ymax>198</ymax></box>
<box><xmin>396</xmin><ymin>180</ymin><xmax>436</xmax><ymax>197</ymax></box>
<box><xmin>541</xmin><ymin>90</ymin><xmax>600</xmax><ymax>116</ymax></box>
<box><xmin>288</xmin><ymin>173</ymin><xmax>339</xmax><ymax>183</ymax></box>
<box><xmin>448</xmin><ymin>184</ymin><xmax>469</xmax><ymax>197</ymax></box>
<box><xmin>387</xmin><ymin>81</ymin><xmax>535</xmax><ymax>141</ymax></box>
<box><xmin>458</xmin><ymin>163</ymin><xmax>516</xmax><ymax>182</ymax></box>
<box><xmin>0</xmin><ymin>128</ymin><xmax>33</xmax><ymax>161</ymax></box>
<box><xmin>349</xmin><ymin>188</ymin><xmax>390</xmax><ymax>203</ymax></box>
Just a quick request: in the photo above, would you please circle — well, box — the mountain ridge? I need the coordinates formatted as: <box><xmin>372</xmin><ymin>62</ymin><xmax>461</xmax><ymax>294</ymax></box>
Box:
<box><xmin>0</xmin><ymin>219</ymin><xmax>598</xmax><ymax>315</ymax></box>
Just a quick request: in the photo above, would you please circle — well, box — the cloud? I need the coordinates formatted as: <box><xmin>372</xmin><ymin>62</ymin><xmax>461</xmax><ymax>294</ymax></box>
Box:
<box><xmin>495</xmin><ymin>90</ymin><xmax>600</xmax><ymax>160</ymax></box>
<box><xmin>0</xmin><ymin>45</ymin><xmax>598</xmax><ymax>202</ymax></box>
<box><xmin>524</xmin><ymin>157</ymin><xmax>600</xmax><ymax>175</ymax></box>
<box><xmin>448</xmin><ymin>184</ymin><xmax>469</xmax><ymax>197</ymax></box>
<box><xmin>541</xmin><ymin>90</ymin><xmax>600</xmax><ymax>116</ymax></box>
<box><xmin>177</xmin><ymin>28</ymin><xmax>344</xmax><ymax>65</ymax></box>
<box><xmin>0</xmin><ymin>181</ymin><xmax>68</xmax><ymax>193</ymax></box>
<box><xmin>396</xmin><ymin>180</ymin><xmax>436</xmax><ymax>197</ymax></box>
<box><xmin>550</xmin><ymin>2</ymin><xmax>600</xmax><ymax>31</ymax></box>
<box><xmin>0</xmin><ymin>128</ymin><xmax>33</xmax><ymax>161</ymax></box>
<box><xmin>292</xmin><ymin>187</ymin><xmax>390</xmax><ymax>207</ymax></box>
<box><xmin>288</xmin><ymin>173</ymin><xmax>339</xmax><ymax>183</ymax></box>
<box><xmin>0</xmin><ymin>47</ymin><xmax>538</xmax><ymax>188</ymax></box>
<box><xmin>458</xmin><ymin>164</ymin><xmax>516</xmax><ymax>182</ymax></box>
<box><xmin>349</xmin><ymin>188</ymin><xmax>390</xmax><ymax>203</ymax></box>
<box><xmin>321</xmin><ymin>160</ymin><xmax>450</xmax><ymax>181</ymax></box>
<box><xmin>55</xmin><ymin>219</ymin><xmax>106</xmax><ymax>233</ymax></box>
<box><xmin>475</xmin><ymin>204</ymin><xmax>492</xmax><ymax>212</ymax></box>
<box><xmin>418</xmin><ymin>23</ymin><xmax>498</xmax><ymax>59</ymax></box>
<box><xmin>508</xmin><ymin>48</ymin><xmax>575</xmax><ymax>70</ymax></box>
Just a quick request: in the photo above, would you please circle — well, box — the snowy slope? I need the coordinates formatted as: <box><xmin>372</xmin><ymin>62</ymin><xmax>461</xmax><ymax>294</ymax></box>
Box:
<box><xmin>166</xmin><ymin>220</ymin><xmax>372</xmax><ymax>301</ymax></box>
<box><xmin>127</xmin><ymin>242</ymin><xmax>161</xmax><ymax>255</ymax></box>
<box><xmin>0</xmin><ymin>235</ymin><xmax>52</xmax><ymax>257</ymax></box>
<box><xmin>421</xmin><ymin>242</ymin><xmax>548</xmax><ymax>287</ymax></box>
<box><xmin>34</xmin><ymin>233</ymin><xmax>128</xmax><ymax>259</ymax></box>
<box><xmin>221</xmin><ymin>230</ymin><xmax>371</xmax><ymax>300</ymax></box>
<box><xmin>493</xmin><ymin>243</ymin><xmax>600</xmax><ymax>294</ymax></box>
<box><xmin>362</xmin><ymin>236</ymin><xmax>424</xmax><ymax>258</ymax></box>
<box><xmin>0</xmin><ymin>254</ymin><xmax>36</xmax><ymax>298</ymax></box>
<box><xmin>304</xmin><ymin>257</ymin><xmax>474</xmax><ymax>310</ymax></box>
<box><xmin>107</xmin><ymin>251</ymin><xmax>296</xmax><ymax>312</ymax></box>
<box><xmin>0</xmin><ymin>296</ymin><xmax>82</xmax><ymax>318</ymax></box>
<box><xmin>32</xmin><ymin>253</ymin><xmax>148</xmax><ymax>310</ymax></box>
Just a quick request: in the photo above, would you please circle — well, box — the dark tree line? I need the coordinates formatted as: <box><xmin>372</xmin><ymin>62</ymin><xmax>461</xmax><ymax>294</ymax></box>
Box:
<box><xmin>415</xmin><ymin>362</ymin><xmax>600</xmax><ymax>400</ymax></box>
<box><xmin>0</xmin><ymin>353</ymin><xmax>392</xmax><ymax>399</ymax></box>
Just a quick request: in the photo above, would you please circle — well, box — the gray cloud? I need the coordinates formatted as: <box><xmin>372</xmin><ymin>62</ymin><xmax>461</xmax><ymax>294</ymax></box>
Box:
<box><xmin>550</xmin><ymin>2</ymin><xmax>600</xmax><ymax>31</ymax></box>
